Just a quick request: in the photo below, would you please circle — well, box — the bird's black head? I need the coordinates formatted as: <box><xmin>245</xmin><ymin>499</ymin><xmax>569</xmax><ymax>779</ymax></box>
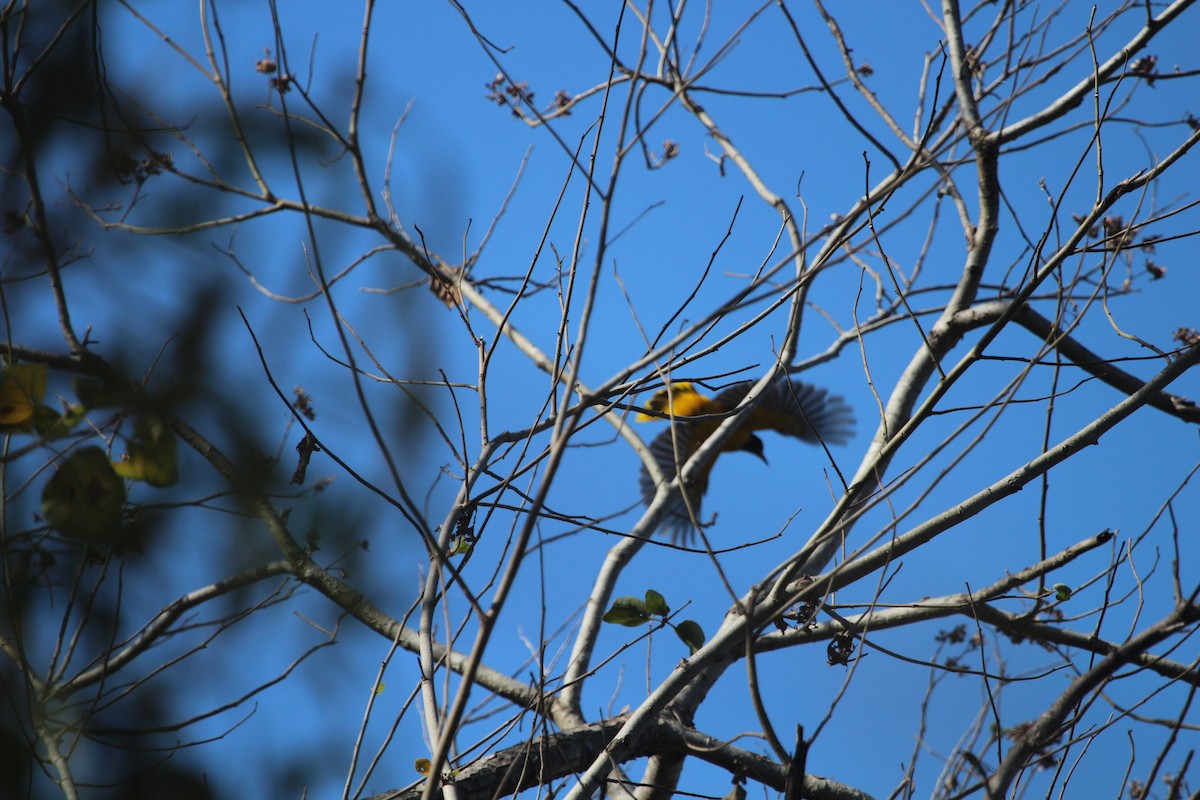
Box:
<box><xmin>739</xmin><ymin>434</ymin><xmax>768</xmax><ymax>463</ymax></box>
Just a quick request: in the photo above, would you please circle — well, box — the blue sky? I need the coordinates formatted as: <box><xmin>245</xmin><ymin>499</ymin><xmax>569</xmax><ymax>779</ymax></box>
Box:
<box><xmin>9</xmin><ymin>1</ymin><xmax>1200</xmax><ymax>798</ymax></box>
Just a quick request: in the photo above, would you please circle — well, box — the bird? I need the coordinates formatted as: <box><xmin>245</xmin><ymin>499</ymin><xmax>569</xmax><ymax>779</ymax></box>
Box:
<box><xmin>636</xmin><ymin>376</ymin><xmax>853</xmax><ymax>543</ymax></box>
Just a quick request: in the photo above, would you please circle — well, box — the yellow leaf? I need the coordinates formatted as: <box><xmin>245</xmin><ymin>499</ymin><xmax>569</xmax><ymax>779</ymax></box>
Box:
<box><xmin>33</xmin><ymin>403</ymin><xmax>86</xmax><ymax>439</ymax></box>
<box><xmin>0</xmin><ymin>364</ymin><xmax>48</xmax><ymax>430</ymax></box>
<box><xmin>414</xmin><ymin>758</ymin><xmax>431</xmax><ymax>775</ymax></box>
<box><xmin>113</xmin><ymin>430</ymin><xmax>179</xmax><ymax>487</ymax></box>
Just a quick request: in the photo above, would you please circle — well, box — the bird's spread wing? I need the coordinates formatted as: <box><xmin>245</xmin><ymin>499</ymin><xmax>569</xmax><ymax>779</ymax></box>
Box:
<box><xmin>711</xmin><ymin>377</ymin><xmax>854</xmax><ymax>445</ymax></box>
<box><xmin>638</xmin><ymin>420</ymin><xmax>708</xmax><ymax>543</ymax></box>
<box><xmin>637</xmin><ymin>377</ymin><xmax>854</xmax><ymax>542</ymax></box>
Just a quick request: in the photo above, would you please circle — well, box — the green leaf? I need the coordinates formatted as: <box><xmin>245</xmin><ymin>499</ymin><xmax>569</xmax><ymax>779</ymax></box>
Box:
<box><xmin>73</xmin><ymin>377</ymin><xmax>134</xmax><ymax>410</ymax></box>
<box><xmin>602</xmin><ymin>597</ymin><xmax>650</xmax><ymax>627</ymax></box>
<box><xmin>675</xmin><ymin>620</ymin><xmax>705</xmax><ymax>654</ymax></box>
<box><xmin>41</xmin><ymin>446</ymin><xmax>128</xmax><ymax>545</ymax></box>
<box><xmin>644</xmin><ymin>589</ymin><xmax>669</xmax><ymax>617</ymax></box>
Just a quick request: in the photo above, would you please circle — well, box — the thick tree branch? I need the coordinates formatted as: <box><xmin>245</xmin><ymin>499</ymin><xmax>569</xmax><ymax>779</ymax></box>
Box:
<box><xmin>368</xmin><ymin>715</ymin><xmax>874</xmax><ymax>800</ymax></box>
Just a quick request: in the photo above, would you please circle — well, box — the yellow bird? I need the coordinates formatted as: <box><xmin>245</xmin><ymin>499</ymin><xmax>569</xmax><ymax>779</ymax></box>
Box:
<box><xmin>637</xmin><ymin>376</ymin><xmax>853</xmax><ymax>542</ymax></box>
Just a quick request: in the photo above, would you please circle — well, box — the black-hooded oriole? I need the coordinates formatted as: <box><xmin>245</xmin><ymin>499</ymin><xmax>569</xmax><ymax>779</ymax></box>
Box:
<box><xmin>637</xmin><ymin>376</ymin><xmax>853</xmax><ymax>542</ymax></box>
